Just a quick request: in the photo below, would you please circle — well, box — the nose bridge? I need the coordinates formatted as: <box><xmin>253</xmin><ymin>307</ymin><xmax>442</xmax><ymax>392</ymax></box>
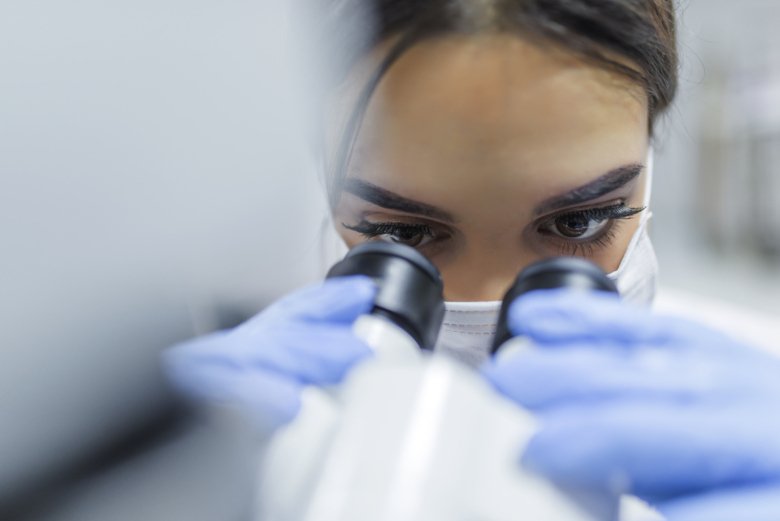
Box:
<box><xmin>440</xmin><ymin>240</ymin><xmax>538</xmax><ymax>302</ymax></box>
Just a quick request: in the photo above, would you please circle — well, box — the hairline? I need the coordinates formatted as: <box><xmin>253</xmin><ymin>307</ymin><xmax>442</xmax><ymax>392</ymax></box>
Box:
<box><xmin>328</xmin><ymin>30</ymin><xmax>657</xmax><ymax>210</ymax></box>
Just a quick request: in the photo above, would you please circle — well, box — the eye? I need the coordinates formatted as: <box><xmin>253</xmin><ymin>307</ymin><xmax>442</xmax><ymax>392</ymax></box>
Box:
<box><xmin>550</xmin><ymin>213</ymin><xmax>610</xmax><ymax>239</ymax></box>
<box><xmin>538</xmin><ymin>204</ymin><xmax>645</xmax><ymax>242</ymax></box>
<box><xmin>342</xmin><ymin>220</ymin><xmax>438</xmax><ymax>248</ymax></box>
<box><xmin>382</xmin><ymin>224</ymin><xmax>430</xmax><ymax>247</ymax></box>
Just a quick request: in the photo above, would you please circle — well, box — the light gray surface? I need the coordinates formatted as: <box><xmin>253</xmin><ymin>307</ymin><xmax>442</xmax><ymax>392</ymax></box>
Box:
<box><xmin>30</xmin><ymin>418</ymin><xmax>259</xmax><ymax>521</ymax></box>
<box><xmin>0</xmin><ymin>0</ymin><xmax>328</xmax><ymax>507</ymax></box>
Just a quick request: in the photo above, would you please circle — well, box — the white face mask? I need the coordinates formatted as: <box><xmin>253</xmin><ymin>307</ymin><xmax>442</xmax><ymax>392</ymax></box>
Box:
<box><xmin>605</xmin><ymin>150</ymin><xmax>657</xmax><ymax>306</ymax></box>
<box><xmin>435</xmin><ymin>150</ymin><xmax>658</xmax><ymax>367</ymax></box>
<box><xmin>433</xmin><ymin>300</ymin><xmax>504</xmax><ymax>367</ymax></box>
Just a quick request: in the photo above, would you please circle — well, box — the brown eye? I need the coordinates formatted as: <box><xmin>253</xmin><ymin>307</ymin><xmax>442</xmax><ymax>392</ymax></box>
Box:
<box><xmin>543</xmin><ymin>213</ymin><xmax>611</xmax><ymax>240</ymax></box>
<box><xmin>537</xmin><ymin>203</ymin><xmax>645</xmax><ymax>255</ymax></box>
<box><xmin>343</xmin><ymin>220</ymin><xmax>438</xmax><ymax>248</ymax></box>
<box><xmin>555</xmin><ymin>214</ymin><xmax>609</xmax><ymax>238</ymax></box>
<box><xmin>388</xmin><ymin>227</ymin><xmax>425</xmax><ymax>246</ymax></box>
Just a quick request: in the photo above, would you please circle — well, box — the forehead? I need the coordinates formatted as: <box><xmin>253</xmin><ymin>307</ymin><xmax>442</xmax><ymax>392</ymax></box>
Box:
<box><xmin>342</xmin><ymin>35</ymin><xmax>648</xmax><ymax>211</ymax></box>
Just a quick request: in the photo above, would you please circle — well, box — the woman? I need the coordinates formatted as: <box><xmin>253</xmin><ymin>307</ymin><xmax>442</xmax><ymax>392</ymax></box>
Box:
<box><xmin>166</xmin><ymin>1</ymin><xmax>780</xmax><ymax>519</ymax></box>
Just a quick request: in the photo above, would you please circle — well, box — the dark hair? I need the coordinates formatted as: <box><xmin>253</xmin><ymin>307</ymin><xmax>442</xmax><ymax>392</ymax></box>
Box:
<box><xmin>325</xmin><ymin>0</ymin><xmax>678</xmax><ymax>208</ymax></box>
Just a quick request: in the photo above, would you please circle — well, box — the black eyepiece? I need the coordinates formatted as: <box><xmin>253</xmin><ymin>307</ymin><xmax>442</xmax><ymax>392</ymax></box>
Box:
<box><xmin>490</xmin><ymin>257</ymin><xmax>618</xmax><ymax>354</ymax></box>
<box><xmin>326</xmin><ymin>242</ymin><xmax>445</xmax><ymax>350</ymax></box>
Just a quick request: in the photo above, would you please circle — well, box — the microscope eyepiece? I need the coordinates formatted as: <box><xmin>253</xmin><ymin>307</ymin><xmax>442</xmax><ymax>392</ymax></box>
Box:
<box><xmin>490</xmin><ymin>257</ymin><xmax>618</xmax><ymax>354</ymax></box>
<box><xmin>326</xmin><ymin>242</ymin><xmax>445</xmax><ymax>350</ymax></box>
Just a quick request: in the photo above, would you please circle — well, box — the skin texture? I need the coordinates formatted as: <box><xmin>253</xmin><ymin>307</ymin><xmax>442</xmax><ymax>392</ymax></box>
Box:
<box><xmin>332</xmin><ymin>35</ymin><xmax>649</xmax><ymax>301</ymax></box>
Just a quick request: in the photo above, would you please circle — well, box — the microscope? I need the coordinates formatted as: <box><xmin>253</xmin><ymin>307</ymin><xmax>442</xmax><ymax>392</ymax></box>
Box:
<box><xmin>257</xmin><ymin>242</ymin><xmax>621</xmax><ymax>521</ymax></box>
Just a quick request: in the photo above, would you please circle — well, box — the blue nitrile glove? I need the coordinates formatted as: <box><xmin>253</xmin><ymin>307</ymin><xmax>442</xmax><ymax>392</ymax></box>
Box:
<box><xmin>164</xmin><ymin>276</ymin><xmax>376</xmax><ymax>431</ymax></box>
<box><xmin>482</xmin><ymin>289</ymin><xmax>780</xmax><ymax>521</ymax></box>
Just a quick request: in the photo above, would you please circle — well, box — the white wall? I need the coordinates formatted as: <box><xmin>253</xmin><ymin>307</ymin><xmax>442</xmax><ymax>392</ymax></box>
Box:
<box><xmin>653</xmin><ymin>0</ymin><xmax>780</xmax><ymax>313</ymax></box>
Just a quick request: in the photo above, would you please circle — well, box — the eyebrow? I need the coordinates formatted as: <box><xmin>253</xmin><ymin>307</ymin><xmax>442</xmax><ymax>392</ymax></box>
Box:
<box><xmin>534</xmin><ymin>163</ymin><xmax>644</xmax><ymax>216</ymax></box>
<box><xmin>343</xmin><ymin>163</ymin><xmax>643</xmax><ymax>222</ymax></box>
<box><xmin>342</xmin><ymin>178</ymin><xmax>456</xmax><ymax>223</ymax></box>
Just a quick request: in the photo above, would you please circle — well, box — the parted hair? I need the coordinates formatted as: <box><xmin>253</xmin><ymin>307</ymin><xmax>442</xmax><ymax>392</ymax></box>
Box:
<box><xmin>321</xmin><ymin>0</ymin><xmax>679</xmax><ymax>207</ymax></box>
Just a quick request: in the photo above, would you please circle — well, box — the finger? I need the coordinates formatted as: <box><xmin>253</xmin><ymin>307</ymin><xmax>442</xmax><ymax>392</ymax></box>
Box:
<box><xmin>508</xmin><ymin>289</ymin><xmax>709</xmax><ymax>345</ymax></box>
<box><xmin>521</xmin><ymin>401</ymin><xmax>780</xmax><ymax>499</ymax></box>
<box><xmin>482</xmin><ymin>344</ymin><xmax>716</xmax><ymax>410</ymax></box>
<box><xmin>165</xmin><ymin>359</ymin><xmax>303</xmax><ymax>430</ymax></box>
<box><xmin>231</xmin><ymin>370</ymin><xmax>304</xmax><ymax>430</ymax></box>
<box><xmin>658</xmin><ymin>482</ymin><xmax>780</xmax><ymax>521</ymax></box>
<box><xmin>259</xmin><ymin>275</ymin><xmax>377</xmax><ymax>324</ymax></box>
<box><xmin>261</xmin><ymin>325</ymin><xmax>374</xmax><ymax>384</ymax></box>
<box><xmin>167</xmin><ymin>326</ymin><xmax>373</xmax><ymax>386</ymax></box>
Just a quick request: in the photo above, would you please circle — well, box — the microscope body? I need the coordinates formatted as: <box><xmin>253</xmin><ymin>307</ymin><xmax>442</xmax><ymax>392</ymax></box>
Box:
<box><xmin>257</xmin><ymin>245</ymin><xmax>620</xmax><ymax>521</ymax></box>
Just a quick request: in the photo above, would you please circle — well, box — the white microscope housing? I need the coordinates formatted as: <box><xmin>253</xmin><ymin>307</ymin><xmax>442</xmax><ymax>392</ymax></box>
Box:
<box><xmin>257</xmin><ymin>244</ymin><xmax>620</xmax><ymax>521</ymax></box>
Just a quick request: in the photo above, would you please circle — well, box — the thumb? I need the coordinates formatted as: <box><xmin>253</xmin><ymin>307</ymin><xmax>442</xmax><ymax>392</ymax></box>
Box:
<box><xmin>508</xmin><ymin>289</ymin><xmax>664</xmax><ymax>344</ymax></box>
<box><xmin>264</xmin><ymin>275</ymin><xmax>377</xmax><ymax>324</ymax></box>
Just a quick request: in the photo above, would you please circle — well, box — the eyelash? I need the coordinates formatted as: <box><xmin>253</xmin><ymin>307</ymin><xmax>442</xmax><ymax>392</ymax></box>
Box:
<box><xmin>538</xmin><ymin>203</ymin><xmax>645</xmax><ymax>255</ymax></box>
<box><xmin>343</xmin><ymin>203</ymin><xmax>645</xmax><ymax>254</ymax></box>
<box><xmin>549</xmin><ymin>204</ymin><xmax>644</xmax><ymax>224</ymax></box>
<box><xmin>342</xmin><ymin>221</ymin><xmax>439</xmax><ymax>248</ymax></box>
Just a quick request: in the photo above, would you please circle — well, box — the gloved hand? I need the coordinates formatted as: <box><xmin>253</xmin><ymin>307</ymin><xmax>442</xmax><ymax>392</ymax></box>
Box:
<box><xmin>164</xmin><ymin>276</ymin><xmax>376</xmax><ymax>432</ymax></box>
<box><xmin>482</xmin><ymin>289</ymin><xmax>780</xmax><ymax>521</ymax></box>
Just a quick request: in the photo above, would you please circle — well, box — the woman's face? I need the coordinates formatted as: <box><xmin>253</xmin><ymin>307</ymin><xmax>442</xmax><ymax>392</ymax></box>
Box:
<box><xmin>332</xmin><ymin>35</ymin><xmax>649</xmax><ymax>301</ymax></box>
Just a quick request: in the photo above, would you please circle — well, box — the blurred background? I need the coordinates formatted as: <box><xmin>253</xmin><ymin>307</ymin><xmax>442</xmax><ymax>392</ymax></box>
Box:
<box><xmin>0</xmin><ymin>0</ymin><xmax>778</xmax><ymax>519</ymax></box>
<box><xmin>653</xmin><ymin>0</ymin><xmax>780</xmax><ymax>316</ymax></box>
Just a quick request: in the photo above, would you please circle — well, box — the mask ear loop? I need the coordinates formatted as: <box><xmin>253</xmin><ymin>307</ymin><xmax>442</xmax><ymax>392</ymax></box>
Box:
<box><xmin>608</xmin><ymin>147</ymin><xmax>655</xmax><ymax>277</ymax></box>
<box><xmin>644</xmin><ymin>146</ymin><xmax>654</xmax><ymax>212</ymax></box>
